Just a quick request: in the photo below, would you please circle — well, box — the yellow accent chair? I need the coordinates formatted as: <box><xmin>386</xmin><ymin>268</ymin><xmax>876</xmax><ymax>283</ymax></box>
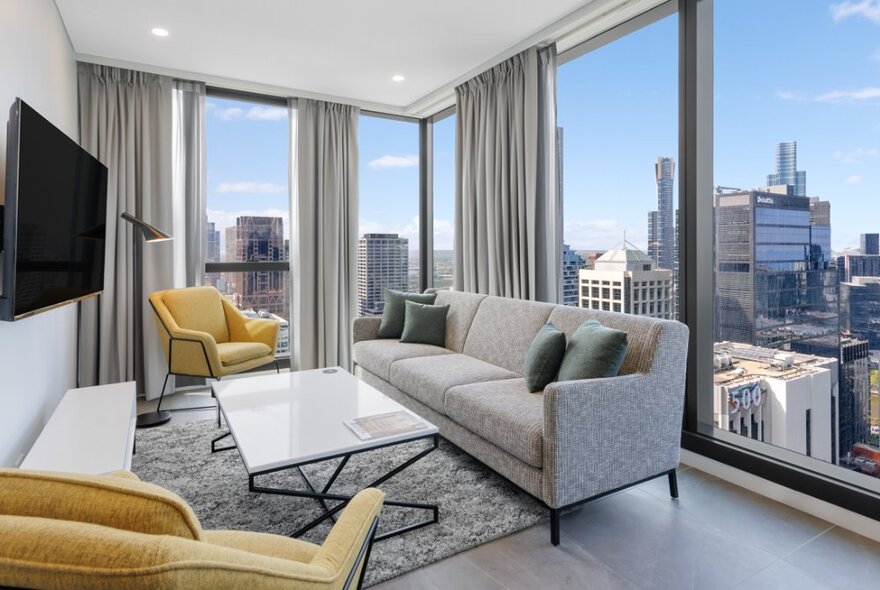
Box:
<box><xmin>0</xmin><ymin>468</ymin><xmax>384</xmax><ymax>589</ymax></box>
<box><xmin>149</xmin><ymin>286</ymin><xmax>281</xmax><ymax>425</ymax></box>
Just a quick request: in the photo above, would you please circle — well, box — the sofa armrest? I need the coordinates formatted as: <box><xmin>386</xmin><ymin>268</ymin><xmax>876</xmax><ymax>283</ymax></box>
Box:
<box><xmin>542</xmin><ymin>372</ymin><xmax>684</xmax><ymax>507</ymax></box>
<box><xmin>244</xmin><ymin>318</ymin><xmax>280</xmax><ymax>351</ymax></box>
<box><xmin>352</xmin><ymin>317</ymin><xmax>382</xmax><ymax>344</ymax></box>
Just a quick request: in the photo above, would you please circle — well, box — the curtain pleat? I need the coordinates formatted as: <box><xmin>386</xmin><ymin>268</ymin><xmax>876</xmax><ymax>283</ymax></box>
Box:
<box><xmin>291</xmin><ymin>98</ymin><xmax>359</xmax><ymax>370</ymax></box>
<box><xmin>454</xmin><ymin>45</ymin><xmax>560</xmax><ymax>301</ymax></box>
<box><xmin>77</xmin><ymin>63</ymin><xmax>174</xmax><ymax>399</ymax></box>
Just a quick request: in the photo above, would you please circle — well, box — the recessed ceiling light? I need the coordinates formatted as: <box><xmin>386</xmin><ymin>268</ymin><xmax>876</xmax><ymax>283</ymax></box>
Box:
<box><xmin>151</xmin><ymin>27</ymin><xmax>169</xmax><ymax>37</ymax></box>
<box><xmin>392</xmin><ymin>74</ymin><xmax>406</xmax><ymax>82</ymax></box>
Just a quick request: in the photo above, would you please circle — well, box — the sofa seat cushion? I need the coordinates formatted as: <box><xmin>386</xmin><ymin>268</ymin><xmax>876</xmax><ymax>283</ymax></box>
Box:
<box><xmin>444</xmin><ymin>378</ymin><xmax>544</xmax><ymax>468</ymax></box>
<box><xmin>353</xmin><ymin>339</ymin><xmax>453</xmax><ymax>381</ymax></box>
<box><xmin>389</xmin><ymin>354</ymin><xmax>519</xmax><ymax>415</ymax></box>
<box><xmin>217</xmin><ymin>342</ymin><xmax>273</xmax><ymax>366</ymax></box>
<box><xmin>204</xmin><ymin>530</ymin><xmax>319</xmax><ymax>562</ymax></box>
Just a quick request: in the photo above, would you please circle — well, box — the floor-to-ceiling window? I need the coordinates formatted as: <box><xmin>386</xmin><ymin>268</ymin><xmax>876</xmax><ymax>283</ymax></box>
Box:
<box><xmin>204</xmin><ymin>91</ymin><xmax>291</xmax><ymax>358</ymax></box>
<box><xmin>702</xmin><ymin>0</ymin><xmax>880</xmax><ymax>492</ymax></box>
<box><xmin>557</xmin><ymin>9</ymin><xmax>678</xmax><ymax>315</ymax></box>
<box><xmin>432</xmin><ymin>111</ymin><xmax>456</xmax><ymax>289</ymax></box>
<box><xmin>358</xmin><ymin>114</ymin><xmax>420</xmax><ymax>316</ymax></box>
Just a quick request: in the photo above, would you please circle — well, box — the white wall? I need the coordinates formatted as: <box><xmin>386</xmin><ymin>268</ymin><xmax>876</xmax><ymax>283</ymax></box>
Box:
<box><xmin>0</xmin><ymin>0</ymin><xmax>80</xmax><ymax>466</ymax></box>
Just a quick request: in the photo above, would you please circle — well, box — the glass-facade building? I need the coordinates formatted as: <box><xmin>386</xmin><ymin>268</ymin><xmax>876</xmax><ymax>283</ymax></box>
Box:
<box><xmin>715</xmin><ymin>189</ymin><xmax>838</xmax><ymax>353</ymax></box>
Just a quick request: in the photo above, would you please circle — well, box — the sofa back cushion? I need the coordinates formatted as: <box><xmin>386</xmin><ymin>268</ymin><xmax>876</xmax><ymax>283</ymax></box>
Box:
<box><xmin>433</xmin><ymin>290</ymin><xmax>488</xmax><ymax>352</ymax></box>
<box><xmin>547</xmin><ymin>306</ymin><xmax>664</xmax><ymax>375</ymax></box>
<box><xmin>161</xmin><ymin>286</ymin><xmax>229</xmax><ymax>344</ymax></box>
<box><xmin>463</xmin><ymin>296</ymin><xmax>555</xmax><ymax>374</ymax></box>
<box><xmin>0</xmin><ymin>469</ymin><xmax>203</xmax><ymax>541</ymax></box>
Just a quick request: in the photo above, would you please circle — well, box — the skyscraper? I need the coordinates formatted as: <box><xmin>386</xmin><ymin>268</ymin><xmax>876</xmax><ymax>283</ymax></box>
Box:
<box><xmin>714</xmin><ymin>188</ymin><xmax>838</xmax><ymax>351</ymax></box>
<box><xmin>226</xmin><ymin>216</ymin><xmax>288</xmax><ymax>320</ymax></box>
<box><xmin>841</xmin><ymin>277</ymin><xmax>880</xmax><ymax>349</ymax></box>
<box><xmin>204</xmin><ymin>221</ymin><xmax>222</xmax><ymax>288</ymax></box>
<box><xmin>647</xmin><ymin>157</ymin><xmax>677</xmax><ymax>318</ymax></box>
<box><xmin>561</xmin><ymin>243</ymin><xmax>586</xmax><ymax>307</ymax></box>
<box><xmin>809</xmin><ymin>197</ymin><xmax>832</xmax><ymax>264</ymax></box>
<box><xmin>839</xmin><ymin>337</ymin><xmax>871</xmax><ymax>460</ymax></box>
<box><xmin>861</xmin><ymin>233</ymin><xmax>879</xmax><ymax>256</ymax></box>
<box><xmin>358</xmin><ymin>233</ymin><xmax>408</xmax><ymax>317</ymax></box>
<box><xmin>766</xmin><ymin>141</ymin><xmax>806</xmax><ymax>197</ymax></box>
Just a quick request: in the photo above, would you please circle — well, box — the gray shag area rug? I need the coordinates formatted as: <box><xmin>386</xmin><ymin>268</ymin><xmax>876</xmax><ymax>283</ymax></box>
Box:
<box><xmin>132</xmin><ymin>419</ymin><xmax>547</xmax><ymax>586</ymax></box>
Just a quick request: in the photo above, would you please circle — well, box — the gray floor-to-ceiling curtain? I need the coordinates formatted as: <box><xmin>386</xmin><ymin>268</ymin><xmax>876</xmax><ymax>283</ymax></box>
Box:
<box><xmin>454</xmin><ymin>45</ymin><xmax>561</xmax><ymax>301</ymax></box>
<box><xmin>77</xmin><ymin>63</ymin><xmax>174</xmax><ymax>400</ymax></box>
<box><xmin>291</xmin><ymin>98</ymin><xmax>359</xmax><ymax>370</ymax></box>
<box><xmin>172</xmin><ymin>80</ymin><xmax>207</xmax><ymax>288</ymax></box>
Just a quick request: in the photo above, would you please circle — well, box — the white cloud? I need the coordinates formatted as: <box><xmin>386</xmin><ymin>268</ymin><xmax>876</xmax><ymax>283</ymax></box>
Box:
<box><xmin>833</xmin><ymin>147</ymin><xmax>879</xmax><ymax>163</ymax></box>
<box><xmin>563</xmin><ymin>219</ymin><xmax>647</xmax><ymax>252</ymax></box>
<box><xmin>244</xmin><ymin>106</ymin><xmax>287</xmax><ymax>121</ymax></box>
<box><xmin>368</xmin><ymin>154</ymin><xmax>419</xmax><ymax>170</ymax></box>
<box><xmin>817</xmin><ymin>86</ymin><xmax>880</xmax><ymax>101</ymax></box>
<box><xmin>831</xmin><ymin>0</ymin><xmax>880</xmax><ymax>23</ymax></box>
<box><xmin>217</xmin><ymin>182</ymin><xmax>286</xmax><ymax>194</ymax></box>
<box><xmin>846</xmin><ymin>174</ymin><xmax>863</xmax><ymax>184</ymax></box>
<box><xmin>776</xmin><ymin>86</ymin><xmax>880</xmax><ymax>103</ymax></box>
<box><xmin>206</xmin><ymin>102</ymin><xmax>286</xmax><ymax>122</ymax></box>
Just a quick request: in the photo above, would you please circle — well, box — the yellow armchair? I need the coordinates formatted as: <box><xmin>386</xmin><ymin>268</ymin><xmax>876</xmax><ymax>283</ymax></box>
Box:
<box><xmin>0</xmin><ymin>468</ymin><xmax>384</xmax><ymax>590</ymax></box>
<box><xmin>148</xmin><ymin>286</ymin><xmax>281</xmax><ymax>426</ymax></box>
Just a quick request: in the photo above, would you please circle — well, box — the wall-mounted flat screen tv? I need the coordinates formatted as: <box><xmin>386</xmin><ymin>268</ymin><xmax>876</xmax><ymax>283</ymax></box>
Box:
<box><xmin>1</xmin><ymin>98</ymin><xmax>108</xmax><ymax>321</ymax></box>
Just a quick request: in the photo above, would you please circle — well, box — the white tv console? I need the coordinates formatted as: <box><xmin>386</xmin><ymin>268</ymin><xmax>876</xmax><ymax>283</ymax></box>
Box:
<box><xmin>20</xmin><ymin>382</ymin><xmax>137</xmax><ymax>474</ymax></box>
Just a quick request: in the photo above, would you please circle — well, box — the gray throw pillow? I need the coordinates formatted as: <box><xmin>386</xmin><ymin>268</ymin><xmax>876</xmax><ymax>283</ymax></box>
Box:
<box><xmin>557</xmin><ymin>319</ymin><xmax>629</xmax><ymax>381</ymax></box>
<box><xmin>378</xmin><ymin>289</ymin><xmax>437</xmax><ymax>338</ymax></box>
<box><xmin>399</xmin><ymin>301</ymin><xmax>449</xmax><ymax>347</ymax></box>
<box><xmin>523</xmin><ymin>322</ymin><xmax>567</xmax><ymax>393</ymax></box>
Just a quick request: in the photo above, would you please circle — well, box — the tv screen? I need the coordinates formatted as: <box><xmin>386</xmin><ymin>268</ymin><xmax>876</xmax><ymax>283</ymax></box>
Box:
<box><xmin>1</xmin><ymin>99</ymin><xmax>108</xmax><ymax>320</ymax></box>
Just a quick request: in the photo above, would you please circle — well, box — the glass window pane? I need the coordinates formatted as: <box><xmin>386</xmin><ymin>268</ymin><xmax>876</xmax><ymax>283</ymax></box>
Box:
<box><xmin>711</xmin><ymin>0</ymin><xmax>880</xmax><ymax>490</ymax></box>
<box><xmin>558</xmin><ymin>14</ymin><xmax>678</xmax><ymax>317</ymax></box>
<box><xmin>433</xmin><ymin>113</ymin><xmax>456</xmax><ymax>289</ymax></box>
<box><xmin>205</xmin><ymin>96</ymin><xmax>290</xmax><ymax>333</ymax></box>
<box><xmin>358</xmin><ymin>115</ymin><xmax>420</xmax><ymax>316</ymax></box>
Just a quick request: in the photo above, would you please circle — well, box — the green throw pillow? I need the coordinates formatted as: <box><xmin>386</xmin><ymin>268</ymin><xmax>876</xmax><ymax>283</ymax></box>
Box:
<box><xmin>557</xmin><ymin>319</ymin><xmax>629</xmax><ymax>381</ymax></box>
<box><xmin>378</xmin><ymin>289</ymin><xmax>437</xmax><ymax>338</ymax></box>
<box><xmin>523</xmin><ymin>322</ymin><xmax>567</xmax><ymax>393</ymax></box>
<box><xmin>399</xmin><ymin>301</ymin><xmax>449</xmax><ymax>347</ymax></box>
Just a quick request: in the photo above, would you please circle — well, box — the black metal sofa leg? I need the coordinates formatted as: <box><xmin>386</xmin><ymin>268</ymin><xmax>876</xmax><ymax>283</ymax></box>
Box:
<box><xmin>550</xmin><ymin>508</ymin><xmax>560</xmax><ymax>546</ymax></box>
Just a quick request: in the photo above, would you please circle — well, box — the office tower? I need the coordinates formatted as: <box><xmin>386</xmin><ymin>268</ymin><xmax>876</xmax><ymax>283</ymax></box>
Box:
<box><xmin>204</xmin><ymin>221</ymin><xmax>222</xmax><ymax>288</ymax></box>
<box><xmin>766</xmin><ymin>141</ymin><xmax>806</xmax><ymax>197</ymax></box>
<box><xmin>358</xmin><ymin>233</ymin><xmax>408</xmax><ymax>317</ymax></box>
<box><xmin>714</xmin><ymin>188</ymin><xmax>838</xmax><ymax>350</ymax></box>
<box><xmin>841</xmin><ymin>277</ymin><xmax>880</xmax><ymax>349</ymax></box>
<box><xmin>646</xmin><ymin>157</ymin><xmax>675</xmax><ymax>272</ymax></box>
<box><xmin>713</xmin><ymin>342</ymin><xmax>836</xmax><ymax>463</ymax></box>
<box><xmin>227</xmin><ymin>216</ymin><xmax>288</xmax><ymax>320</ymax></box>
<box><xmin>561</xmin><ymin>243</ymin><xmax>586</xmax><ymax>307</ymax></box>
<box><xmin>809</xmin><ymin>198</ymin><xmax>832</xmax><ymax>264</ymax></box>
<box><xmin>578</xmin><ymin>242</ymin><xmax>674</xmax><ymax>319</ymax></box>
<box><xmin>836</xmin><ymin>253</ymin><xmax>880</xmax><ymax>284</ymax></box>
<box><xmin>861</xmin><ymin>233</ymin><xmax>879</xmax><ymax>255</ymax></box>
<box><xmin>838</xmin><ymin>337</ymin><xmax>871</xmax><ymax>461</ymax></box>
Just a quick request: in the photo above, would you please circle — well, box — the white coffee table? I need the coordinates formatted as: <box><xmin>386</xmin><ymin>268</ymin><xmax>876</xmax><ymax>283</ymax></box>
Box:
<box><xmin>211</xmin><ymin>367</ymin><xmax>440</xmax><ymax>541</ymax></box>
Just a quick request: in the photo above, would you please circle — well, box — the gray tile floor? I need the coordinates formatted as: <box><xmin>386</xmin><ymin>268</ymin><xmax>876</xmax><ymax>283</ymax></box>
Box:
<box><xmin>140</xmin><ymin>393</ymin><xmax>880</xmax><ymax>590</ymax></box>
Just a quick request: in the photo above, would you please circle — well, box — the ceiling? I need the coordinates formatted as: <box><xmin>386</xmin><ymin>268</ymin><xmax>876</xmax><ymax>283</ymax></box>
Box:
<box><xmin>55</xmin><ymin>0</ymin><xmax>596</xmax><ymax>114</ymax></box>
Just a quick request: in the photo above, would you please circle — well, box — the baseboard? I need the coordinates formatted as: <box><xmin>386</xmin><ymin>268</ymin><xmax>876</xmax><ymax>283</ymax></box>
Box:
<box><xmin>681</xmin><ymin>449</ymin><xmax>880</xmax><ymax>544</ymax></box>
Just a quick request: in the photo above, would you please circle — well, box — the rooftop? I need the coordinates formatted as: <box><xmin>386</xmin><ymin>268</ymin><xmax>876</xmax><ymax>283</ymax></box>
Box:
<box><xmin>713</xmin><ymin>341</ymin><xmax>836</xmax><ymax>388</ymax></box>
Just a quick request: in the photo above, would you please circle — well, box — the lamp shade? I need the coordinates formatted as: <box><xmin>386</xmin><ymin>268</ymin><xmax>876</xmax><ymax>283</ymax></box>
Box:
<box><xmin>120</xmin><ymin>212</ymin><xmax>172</xmax><ymax>242</ymax></box>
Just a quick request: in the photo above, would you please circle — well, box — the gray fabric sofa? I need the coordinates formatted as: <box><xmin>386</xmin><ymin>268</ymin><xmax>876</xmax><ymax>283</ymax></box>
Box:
<box><xmin>352</xmin><ymin>290</ymin><xmax>689</xmax><ymax>545</ymax></box>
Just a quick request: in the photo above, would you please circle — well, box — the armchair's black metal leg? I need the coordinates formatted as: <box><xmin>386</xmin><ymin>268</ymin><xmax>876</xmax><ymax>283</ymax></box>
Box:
<box><xmin>275</xmin><ymin>360</ymin><xmax>280</xmax><ymax>374</ymax></box>
<box><xmin>136</xmin><ymin>372</ymin><xmax>172</xmax><ymax>428</ymax></box>
<box><xmin>668</xmin><ymin>470</ymin><xmax>679</xmax><ymax>499</ymax></box>
<box><xmin>550</xmin><ymin>508</ymin><xmax>560</xmax><ymax>546</ymax></box>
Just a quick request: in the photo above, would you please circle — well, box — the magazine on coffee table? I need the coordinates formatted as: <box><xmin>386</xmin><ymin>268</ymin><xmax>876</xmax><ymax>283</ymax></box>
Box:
<box><xmin>344</xmin><ymin>410</ymin><xmax>428</xmax><ymax>441</ymax></box>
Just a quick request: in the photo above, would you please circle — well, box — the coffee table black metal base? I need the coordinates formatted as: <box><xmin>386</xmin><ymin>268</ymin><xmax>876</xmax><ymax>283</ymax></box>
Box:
<box><xmin>212</xmin><ymin>431</ymin><xmax>440</xmax><ymax>542</ymax></box>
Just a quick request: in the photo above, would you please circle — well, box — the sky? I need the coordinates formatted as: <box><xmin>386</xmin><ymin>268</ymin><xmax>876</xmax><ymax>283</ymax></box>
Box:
<box><xmin>207</xmin><ymin>0</ymin><xmax>880</xmax><ymax>257</ymax></box>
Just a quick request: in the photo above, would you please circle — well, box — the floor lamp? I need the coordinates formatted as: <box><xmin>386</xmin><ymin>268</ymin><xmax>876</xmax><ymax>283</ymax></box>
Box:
<box><xmin>120</xmin><ymin>212</ymin><xmax>173</xmax><ymax>428</ymax></box>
